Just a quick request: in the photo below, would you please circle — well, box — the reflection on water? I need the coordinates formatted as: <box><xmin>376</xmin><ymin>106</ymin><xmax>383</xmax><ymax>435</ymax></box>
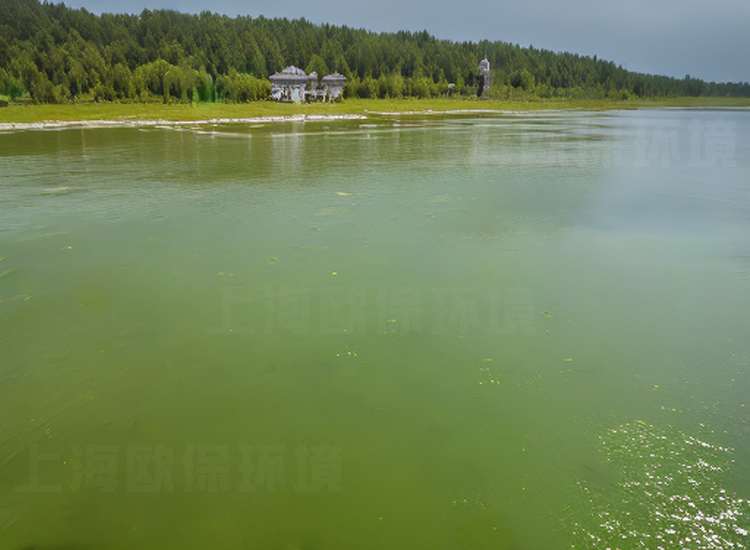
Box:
<box><xmin>0</xmin><ymin>110</ymin><xmax>749</xmax><ymax>549</ymax></box>
<box><xmin>573</xmin><ymin>421</ymin><xmax>749</xmax><ymax>549</ymax></box>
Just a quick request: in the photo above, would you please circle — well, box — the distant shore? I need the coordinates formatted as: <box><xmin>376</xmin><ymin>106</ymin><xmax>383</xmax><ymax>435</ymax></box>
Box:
<box><xmin>1</xmin><ymin>97</ymin><xmax>748</xmax><ymax>128</ymax></box>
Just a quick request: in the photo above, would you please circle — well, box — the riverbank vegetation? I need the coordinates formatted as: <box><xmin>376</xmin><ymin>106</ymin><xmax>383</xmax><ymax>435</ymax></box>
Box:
<box><xmin>1</xmin><ymin>0</ymin><xmax>749</xmax><ymax>107</ymax></box>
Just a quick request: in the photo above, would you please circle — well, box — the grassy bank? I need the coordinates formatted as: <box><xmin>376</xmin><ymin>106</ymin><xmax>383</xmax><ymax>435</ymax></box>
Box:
<box><xmin>1</xmin><ymin>96</ymin><xmax>749</xmax><ymax>124</ymax></box>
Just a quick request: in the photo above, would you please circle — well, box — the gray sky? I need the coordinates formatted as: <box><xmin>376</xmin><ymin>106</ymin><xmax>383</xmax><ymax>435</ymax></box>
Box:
<box><xmin>66</xmin><ymin>0</ymin><xmax>750</xmax><ymax>83</ymax></box>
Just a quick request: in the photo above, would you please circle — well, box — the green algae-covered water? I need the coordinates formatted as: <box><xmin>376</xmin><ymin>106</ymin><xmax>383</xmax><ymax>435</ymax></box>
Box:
<box><xmin>1</xmin><ymin>110</ymin><xmax>749</xmax><ymax>549</ymax></box>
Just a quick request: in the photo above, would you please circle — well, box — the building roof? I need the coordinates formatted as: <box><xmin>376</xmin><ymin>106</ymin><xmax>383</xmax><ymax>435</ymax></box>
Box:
<box><xmin>269</xmin><ymin>66</ymin><xmax>315</xmax><ymax>83</ymax></box>
<box><xmin>269</xmin><ymin>67</ymin><xmax>347</xmax><ymax>87</ymax></box>
<box><xmin>282</xmin><ymin>65</ymin><xmax>306</xmax><ymax>76</ymax></box>
<box><xmin>322</xmin><ymin>73</ymin><xmax>347</xmax><ymax>83</ymax></box>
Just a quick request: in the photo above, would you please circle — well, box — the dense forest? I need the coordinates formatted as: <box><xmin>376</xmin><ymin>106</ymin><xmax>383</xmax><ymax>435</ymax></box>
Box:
<box><xmin>1</xmin><ymin>0</ymin><xmax>748</xmax><ymax>104</ymax></box>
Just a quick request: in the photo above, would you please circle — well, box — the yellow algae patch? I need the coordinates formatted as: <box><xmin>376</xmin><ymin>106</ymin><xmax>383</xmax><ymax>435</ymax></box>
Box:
<box><xmin>427</xmin><ymin>194</ymin><xmax>452</xmax><ymax>203</ymax></box>
<box><xmin>315</xmin><ymin>207</ymin><xmax>349</xmax><ymax>216</ymax></box>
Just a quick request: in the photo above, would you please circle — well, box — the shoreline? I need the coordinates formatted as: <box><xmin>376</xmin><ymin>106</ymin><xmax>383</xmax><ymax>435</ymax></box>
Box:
<box><xmin>0</xmin><ymin>109</ymin><xmax>571</xmax><ymax>131</ymax></box>
<box><xmin>1</xmin><ymin>98</ymin><xmax>748</xmax><ymax>130</ymax></box>
<box><xmin>0</xmin><ymin>114</ymin><xmax>369</xmax><ymax>132</ymax></box>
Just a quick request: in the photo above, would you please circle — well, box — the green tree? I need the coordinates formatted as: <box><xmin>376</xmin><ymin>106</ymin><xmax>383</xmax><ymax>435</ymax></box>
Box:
<box><xmin>509</xmin><ymin>68</ymin><xmax>534</xmax><ymax>90</ymax></box>
<box><xmin>306</xmin><ymin>54</ymin><xmax>328</xmax><ymax>78</ymax></box>
<box><xmin>1</xmin><ymin>0</ymin><xmax>747</xmax><ymax>105</ymax></box>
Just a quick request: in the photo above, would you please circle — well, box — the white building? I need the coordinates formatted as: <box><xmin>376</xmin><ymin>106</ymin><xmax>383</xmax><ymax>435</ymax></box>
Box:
<box><xmin>321</xmin><ymin>73</ymin><xmax>347</xmax><ymax>102</ymax></box>
<box><xmin>269</xmin><ymin>66</ymin><xmax>347</xmax><ymax>102</ymax></box>
<box><xmin>269</xmin><ymin>66</ymin><xmax>316</xmax><ymax>102</ymax></box>
<box><xmin>478</xmin><ymin>57</ymin><xmax>491</xmax><ymax>93</ymax></box>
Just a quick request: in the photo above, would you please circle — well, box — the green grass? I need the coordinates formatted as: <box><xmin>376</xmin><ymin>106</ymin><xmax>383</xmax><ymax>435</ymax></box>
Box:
<box><xmin>1</xmin><ymin>96</ymin><xmax>748</xmax><ymax>124</ymax></box>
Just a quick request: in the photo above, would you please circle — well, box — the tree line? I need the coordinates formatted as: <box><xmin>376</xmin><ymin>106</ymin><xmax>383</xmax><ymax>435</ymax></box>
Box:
<box><xmin>1</xmin><ymin>0</ymin><xmax>748</xmax><ymax>104</ymax></box>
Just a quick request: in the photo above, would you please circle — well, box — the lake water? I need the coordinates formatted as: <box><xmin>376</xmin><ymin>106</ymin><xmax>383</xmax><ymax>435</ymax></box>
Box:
<box><xmin>1</xmin><ymin>109</ymin><xmax>749</xmax><ymax>549</ymax></box>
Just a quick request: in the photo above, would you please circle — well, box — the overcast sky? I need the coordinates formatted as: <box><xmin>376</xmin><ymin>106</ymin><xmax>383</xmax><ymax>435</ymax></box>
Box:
<box><xmin>64</xmin><ymin>0</ymin><xmax>750</xmax><ymax>83</ymax></box>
